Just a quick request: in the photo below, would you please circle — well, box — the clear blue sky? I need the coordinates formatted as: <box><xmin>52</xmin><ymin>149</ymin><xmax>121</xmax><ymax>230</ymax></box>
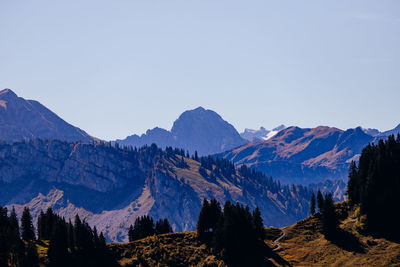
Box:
<box><xmin>1</xmin><ymin>0</ymin><xmax>399</xmax><ymax>140</ymax></box>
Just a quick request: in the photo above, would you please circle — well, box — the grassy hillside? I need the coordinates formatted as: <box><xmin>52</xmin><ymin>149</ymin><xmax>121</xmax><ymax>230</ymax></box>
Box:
<box><xmin>109</xmin><ymin>232</ymin><xmax>224</xmax><ymax>266</ymax></box>
<box><xmin>109</xmin><ymin>202</ymin><xmax>400</xmax><ymax>266</ymax></box>
<box><xmin>30</xmin><ymin>202</ymin><xmax>400</xmax><ymax>266</ymax></box>
<box><xmin>267</xmin><ymin>202</ymin><xmax>400</xmax><ymax>266</ymax></box>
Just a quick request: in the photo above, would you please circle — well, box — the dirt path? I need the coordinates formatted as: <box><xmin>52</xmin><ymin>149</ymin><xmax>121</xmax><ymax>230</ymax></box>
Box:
<box><xmin>273</xmin><ymin>228</ymin><xmax>286</xmax><ymax>251</ymax></box>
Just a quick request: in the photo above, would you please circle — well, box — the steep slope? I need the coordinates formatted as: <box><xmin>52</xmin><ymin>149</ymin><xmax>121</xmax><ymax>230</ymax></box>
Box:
<box><xmin>1</xmin><ymin>139</ymin><xmax>312</xmax><ymax>242</ymax></box>
<box><xmin>220</xmin><ymin>126</ymin><xmax>374</xmax><ymax>184</ymax></box>
<box><xmin>115</xmin><ymin>107</ymin><xmax>247</xmax><ymax>155</ymax></box>
<box><xmin>0</xmin><ymin>89</ymin><xmax>96</xmax><ymax>142</ymax></box>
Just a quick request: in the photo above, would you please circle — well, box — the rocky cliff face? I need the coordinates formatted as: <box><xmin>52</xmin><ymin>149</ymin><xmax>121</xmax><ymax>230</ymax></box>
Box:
<box><xmin>220</xmin><ymin>126</ymin><xmax>374</xmax><ymax>185</ymax></box>
<box><xmin>1</xmin><ymin>139</ymin><xmax>312</xmax><ymax>242</ymax></box>
<box><xmin>0</xmin><ymin>89</ymin><xmax>95</xmax><ymax>142</ymax></box>
<box><xmin>115</xmin><ymin>107</ymin><xmax>247</xmax><ymax>155</ymax></box>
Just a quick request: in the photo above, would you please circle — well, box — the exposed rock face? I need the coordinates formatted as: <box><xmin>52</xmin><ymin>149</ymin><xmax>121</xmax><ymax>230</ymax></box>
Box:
<box><xmin>220</xmin><ymin>126</ymin><xmax>374</xmax><ymax>185</ymax></box>
<box><xmin>0</xmin><ymin>88</ymin><xmax>95</xmax><ymax>142</ymax></box>
<box><xmin>1</xmin><ymin>140</ymin><xmax>312</xmax><ymax>242</ymax></box>
<box><xmin>115</xmin><ymin>107</ymin><xmax>247</xmax><ymax>155</ymax></box>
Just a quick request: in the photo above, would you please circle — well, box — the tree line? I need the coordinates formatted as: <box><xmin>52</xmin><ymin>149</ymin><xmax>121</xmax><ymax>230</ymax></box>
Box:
<box><xmin>196</xmin><ymin>199</ymin><xmax>268</xmax><ymax>267</ymax></box>
<box><xmin>0</xmin><ymin>206</ymin><xmax>39</xmax><ymax>267</ymax></box>
<box><xmin>347</xmin><ymin>134</ymin><xmax>400</xmax><ymax>239</ymax></box>
<box><xmin>0</xmin><ymin>206</ymin><xmax>117</xmax><ymax>267</ymax></box>
<box><xmin>128</xmin><ymin>215</ymin><xmax>173</xmax><ymax>242</ymax></box>
<box><xmin>309</xmin><ymin>191</ymin><xmax>338</xmax><ymax>238</ymax></box>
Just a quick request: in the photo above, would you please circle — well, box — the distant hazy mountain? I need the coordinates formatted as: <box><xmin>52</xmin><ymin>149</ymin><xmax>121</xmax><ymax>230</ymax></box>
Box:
<box><xmin>240</xmin><ymin>125</ymin><xmax>286</xmax><ymax>142</ymax></box>
<box><xmin>1</xmin><ymin>139</ymin><xmax>313</xmax><ymax>242</ymax></box>
<box><xmin>220</xmin><ymin>126</ymin><xmax>374</xmax><ymax>185</ymax></box>
<box><xmin>362</xmin><ymin>128</ymin><xmax>381</xmax><ymax>137</ymax></box>
<box><xmin>0</xmin><ymin>89</ymin><xmax>96</xmax><ymax>142</ymax></box>
<box><xmin>376</xmin><ymin>124</ymin><xmax>400</xmax><ymax>139</ymax></box>
<box><xmin>309</xmin><ymin>179</ymin><xmax>347</xmax><ymax>202</ymax></box>
<box><xmin>115</xmin><ymin>107</ymin><xmax>247</xmax><ymax>155</ymax></box>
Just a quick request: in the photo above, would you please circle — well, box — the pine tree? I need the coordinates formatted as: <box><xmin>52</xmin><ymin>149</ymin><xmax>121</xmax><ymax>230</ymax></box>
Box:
<box><xmin>48</xmin><ymin>217</ymin><xmax>69</xmax><ymax>267</ymax></box>
<box><xmin>155</xmin><ymin>218</ymin><xmax>173</xmax><ymax>235</ymax></box>
<box><xmin>252</xmin><ymin>207</ymin><xmax>266</xmax><ymax>240</ymax></box>
<box><xmin>21</xmin><ymin>207</ymin><xmax>35</xmax><ymax>241</ymax></box>
<box><xmin>310</xmin><ymin>193</ymin><xmax>316</xmax><ymax>215</ymax></box>
<box><xmin>9</xmin><ymin>207</ymin><xmax>20</xmax><ymax>240</ymax></box>
<box><xmin>129</xmin><ymin>215</ymin><xmax>155</xmax><ymax>241</ymax></box>
<box><xmin>196</xmin><ymin>199</ymin><xmax>210</xmax><ymax>241</ymax></box>
<box><xmin>99</xmin><ymin>232</ymin><xmax>106</xmax><ymax>247</ymax></box>
<box><xmin>37</xmin><ymin>210</ymin><xmax>45</xmax><ymax>240</ymax></box>
<box><xmin>73</xmin><ymin>214</ymin><xmax>83</xmax><ymax>249</ymax></box>
<box><xmin>317</xmin><ymin>190</ymin><xmax>324</xmax><ymax>213</ymax></box>
<box><xmin>24</xmin><ymin>241</ymin><xmax>39</xmax><ymax>267</ymax></box>
<box><xmin>321</xmin><ymin>193</ymin><xmax>338</xmax><ymax>238</ymax></box>
<box><xmin>67</xmin><ymin>220</ymin><xmax>74</xmax><ymax>251</ymax></box>
<box><xmin>211</xmin><ymin>201</ymin><xmax>267</xmax><ymax>266</ymax></box>
<box><xmin>347</xmin><ymin>161</ymin><xmax>359</xmax><ymax>204</ymax></box>
<box><xmin>128</xmin><ymin>225</ymin><xmax>134</xmax><ymax>242</ymax></box>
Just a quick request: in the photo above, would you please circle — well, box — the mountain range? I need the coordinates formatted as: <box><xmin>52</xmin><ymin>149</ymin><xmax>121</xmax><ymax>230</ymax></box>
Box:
<box><xmin>0</xmin><ymin>139</ymin><xmax>312</xmax><ymax>242</ymax></box>
<box><xmin>219</xmin><ymin>126</ymin><xmax>375</xmax><ymax>184</ymax></box>
<box><xmin>1</xmin><ymin>88</ymin><xmax>400</xmax><ymax>243</ymax></box>
<box><xmin>221</xmin><ymin>123</ymin><xmax>400</xmax><ymax>185</ymax></box>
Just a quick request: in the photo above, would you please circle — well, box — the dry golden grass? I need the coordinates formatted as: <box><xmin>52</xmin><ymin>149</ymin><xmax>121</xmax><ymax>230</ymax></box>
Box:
<box><xmin>34</xmin><ymin>202</ymin><xmax>400</xmax><ymax>266</ymax></box>
<box><xmin>109</xmin><ymin>232</ymin><xmax>225</xmax><ymax>267</ymax></box>
<box><xmin>272</xmin><ymin>203</ymin><xmax>400</xmax><ymax>266</ymax></box>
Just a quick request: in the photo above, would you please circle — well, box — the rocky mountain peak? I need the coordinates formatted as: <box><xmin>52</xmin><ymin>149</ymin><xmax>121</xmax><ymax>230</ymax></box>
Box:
<box><xmin>0</xmin><ymin>88</ymin><xmax>18</xmax><ymax>99</ymax></box>
<box><xmin>0</xmin><ymin>88</ymin><xmax>96</xmax><ymax>142</ymax></box>
<box><xmin>171</xmin><ymin>107</ymin><xmax>246</xmax><ymax>155</ymax></box>
<box><xmin>116</xmin><ymin>107</ymin><xmax>246</xmax><ymax>155</ymax></box>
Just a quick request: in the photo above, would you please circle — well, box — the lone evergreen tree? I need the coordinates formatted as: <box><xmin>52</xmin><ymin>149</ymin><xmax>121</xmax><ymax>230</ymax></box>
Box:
<box><xmin>21</xmin><ymin>207</ymin><xmax>35</xmax><ymax>241</ymax></box>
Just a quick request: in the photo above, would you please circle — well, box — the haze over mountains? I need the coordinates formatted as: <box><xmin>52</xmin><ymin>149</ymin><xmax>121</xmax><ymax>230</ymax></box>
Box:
<box><xmin>1</xmin><ymin>88</ymin><xmax>400</xmax><ymax>243</ymax></box>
